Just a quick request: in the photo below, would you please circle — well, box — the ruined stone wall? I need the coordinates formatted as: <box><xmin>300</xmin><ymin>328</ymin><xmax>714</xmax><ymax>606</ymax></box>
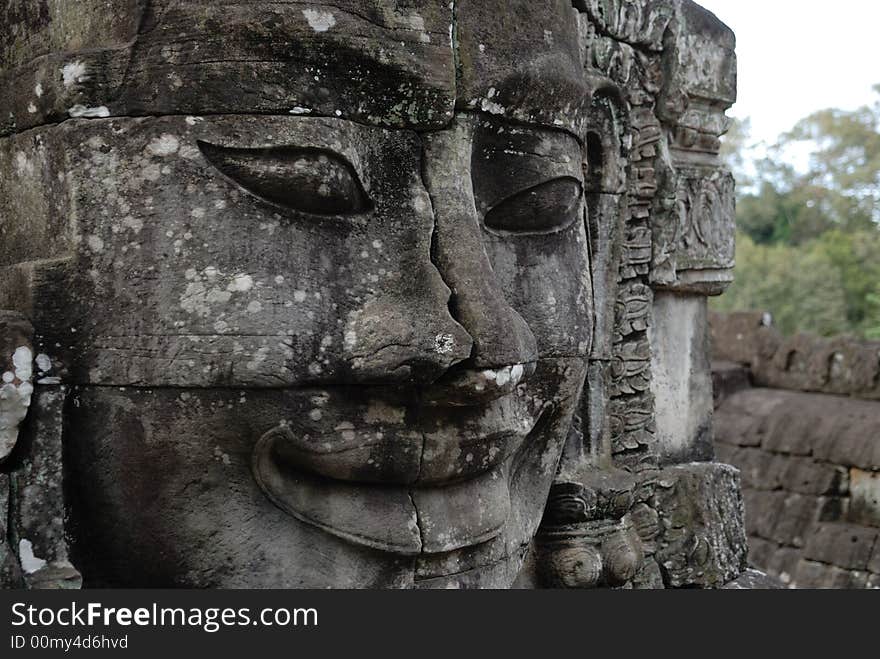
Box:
<box><xmin>712</xmin><ymin>311</ymin><xmax>880</xmax><ymax>588</ymax></box>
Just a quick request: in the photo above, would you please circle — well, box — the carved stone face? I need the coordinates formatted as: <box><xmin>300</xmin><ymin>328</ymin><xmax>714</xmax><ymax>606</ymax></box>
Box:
<box><xmin>1</xmin><ymin>1</ymin><xmax>595</xmax><ymax>587</ymax></box>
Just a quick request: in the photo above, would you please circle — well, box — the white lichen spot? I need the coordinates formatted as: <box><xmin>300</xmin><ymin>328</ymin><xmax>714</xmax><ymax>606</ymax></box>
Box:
<box><xmin>122</xmin><ymin>215</ymin><xmax>144</xmax><ymax>233</ymax></box>
<box><xmin>146</xmin><ymin>134</ymin><xmax>180</xmax><ymax>157</ymax></box>
<box><xmin>142</xmin><ymin>163</ymin><xmax>162</xmax><ymax>181</ymax></box>
<box><xmin>1</xmin><ymin>348</ymin><xmax>34</xmax><ymax>459</ymax></box>
<box><xmin>61</xmin><ymin>61</ymin><xmax>88</xmax><ymax>87</ymax></box>
<box><xmin>344</xmin><ymin>330</ymin><xmax>357</xmax><ymax>351</ymax></box>
<box><xmin>34</xmin><ymin>82</ymin><xmax>44</xmax><ymax>97</ymax></box>
<box><xmin>480</xmin><ymin>99</ymin><xmax>505</xmax><ymax>116</ymax></box>
<box><xmin>289</xmin><ymin>106</ymin><xmax>313</xmax><ymax>115</ymax></box>
<box><xmin>35</xmin><ymin>354</ymin><xmax>52</xmax><ymax>373</ymax></box>
<box><xmin>27</xmin><ymin>102</ymin><xmax>37</xmax><ymax>114</ymax></box>
<box><xmin>12</xmin><ymin>347</ymin><xmax>32</xmax><ymax>381</ymax></box>
<box><xmin>247</xmin><ymin>300</ymin><xmax>262</xmax><ymax>314</ymax></box>
<box><xmin>185</xmin><ymin>116</ymin><xmax>204</xmax><ymax>126</ymax></box>
<box><xmin>13</xmin><ymin>152</ymin><xmax>33</xmax><ymax>176</ymax></box>
<box><xmin>87</xmin><ymin>235</ymin><xmax>104</xmax><ymax>252</ymax></box>
<box><xmin>227</xmin><ymin>274</ymin><xmax>255</xmax><ymax>293</ymax></box>
<box><xmin>68</xmin><ymin>105</ymin><xmax>110</xmax><ymax>118</ymax></box>
<box><xmin>302</xmin><ymin>8</ymin><xmax>337</xmax><ymax>32</ymax></box>
<box><xmin>18</xmin><ymin>539</ymin><xmax>47</xmax><ymax>574</ymax></box>
<box><xmin>294</xmin><ymin>290</ymin><xmax>308</xmax><ymax>303</ymax></box>
<box><xmin>511</xmin><ymin>364</ymin><xmax>524</xmax><ymax>384</ymax></box>
<box><xmin>309</xmin><ymin>409</ymin><xmax>323</xmax><ymax>421</ymax></box>
<box><xmin>434</xmin><ymin>333</ymin><xmax>454</xmax><ymax>355</ymax></box>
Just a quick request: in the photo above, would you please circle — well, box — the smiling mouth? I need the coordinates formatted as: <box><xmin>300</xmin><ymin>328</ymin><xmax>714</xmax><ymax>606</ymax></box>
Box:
<box><xmin>252</xmin><ymin>366</ymin><xmax>548</xmax><ymax>556</ymax></box>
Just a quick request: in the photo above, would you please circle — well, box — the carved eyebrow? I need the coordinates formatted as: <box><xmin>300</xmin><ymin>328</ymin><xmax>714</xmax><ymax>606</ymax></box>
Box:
<box><xmin>196</xmin><ymin>141</ymin><xmax>372</xmax><ymax>216</ymax></box>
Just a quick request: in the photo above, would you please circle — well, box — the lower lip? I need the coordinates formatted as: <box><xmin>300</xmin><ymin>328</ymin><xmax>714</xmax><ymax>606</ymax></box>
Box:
<box><xmin>271</xmin><ymin>398</ymin><xmax>539</xmax><ymax>486</ymax></box>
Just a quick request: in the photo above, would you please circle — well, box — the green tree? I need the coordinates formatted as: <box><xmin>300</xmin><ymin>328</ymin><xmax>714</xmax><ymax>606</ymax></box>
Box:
<box><xmin>713</xmin><ymin>233</ymin><xmax>850</xmax><ymax>337</ymax></box>
<box><xmin>713</xmin><ymin>85</ymin><xmax>880</xmax><ymax>338</ymax></box>
<box><xmin>725</xmin><ymin>85</ymin><xmax>880</xmax><ymax>247</ymax></box>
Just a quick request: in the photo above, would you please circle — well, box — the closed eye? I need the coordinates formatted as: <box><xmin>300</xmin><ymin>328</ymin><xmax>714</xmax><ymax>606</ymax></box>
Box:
<box><xmin>483</xmin><ymin>177</ymin><xmax>583</xmax><ymax>235</ymax></box>
<box><xmin>196</xmin><ymin>141</ymin><xmax>372</xmax><ymax>216</ymax></box>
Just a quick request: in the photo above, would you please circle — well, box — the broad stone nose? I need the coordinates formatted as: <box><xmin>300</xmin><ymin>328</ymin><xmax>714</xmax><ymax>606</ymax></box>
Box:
<box><xmin>421</xmin><ymin>120</ymin><xmax>539</xmax><ymax>370</ymax></box>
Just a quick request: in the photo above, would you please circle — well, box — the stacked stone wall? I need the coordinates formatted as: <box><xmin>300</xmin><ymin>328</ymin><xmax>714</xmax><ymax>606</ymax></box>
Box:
<box><xmin>712</xmin><ymin>312</ymin><xmax>880</xmax><ymax>588</ymax></box>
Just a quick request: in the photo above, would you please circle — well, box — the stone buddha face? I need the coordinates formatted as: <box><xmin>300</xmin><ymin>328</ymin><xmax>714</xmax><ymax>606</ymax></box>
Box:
<box><xmin>39</xmin><ymin>1</ymin><xmax>595</xmax><ymax>587</ymax></box>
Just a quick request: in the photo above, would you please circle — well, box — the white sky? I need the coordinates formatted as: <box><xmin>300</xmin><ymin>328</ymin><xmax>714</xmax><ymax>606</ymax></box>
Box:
<box><xmin>696</xmin><ymin>0</ymin><xmax>880</xmax><ymax>147</ymax></box>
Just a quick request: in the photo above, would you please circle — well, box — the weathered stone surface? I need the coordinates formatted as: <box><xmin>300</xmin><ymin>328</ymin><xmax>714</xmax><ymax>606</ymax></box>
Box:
<box><xmin>10</xmin><ymin>386</ymin><xmax>82</xmax><ymax>589</ymax></box>
<box><xmin>0</xmin><ymin>474</ymin><xmax>24</xmax><ymax>588</ymax></box>
<box><xmin>746</xmin><ymin>537</ymin><xmax>776</xmax><ymax>569</ymax></box>
<box><xmin>713</xmin><ymin>387</ymin><xmax>786</xmax><ymax>448</ymax></box>
<box><xmin>1</xmin><ymin>1</ymin><xmax>458</xmax><ymax>134</ymax></box>
<box><xmin>869</xmin><ymin>536</ymin><xmax>880</xmax><ymax>575</ymax></box>
<box><xmin>652</xmin><ymin>463</ymin><xmax>747</xmax><ymax>588</ymax></box>
<box><xmin>649</xmin><ymin>293</ymin><xmax>714</xmax><ymax>463</ymax></box>
<box><xmin>709</xmin><ymin>310</ymin><xmax>773</xmax><ymax>365</ymax></box>
<box><xmin>803</xmin><ymin>523</ymin><xmax>879</xmax><ymax>572</ymax></box>
<box><xmin>649</xmin><ymin>1</ymin><xmax>737</xmax><ymax>295</ymax></box>
<box><xmin>2</xmin><ymin>0</ymin><xmax>747</xmax><ymax>589</ymax></box>
<box><xmin>712</xmin><ymin>311</ymin><xmax>880</xmax><ymax>400</ymax></box>
<box><xmin>722</xmin><ymin>569</ymin><xmax>782</xmax><ymax>590</ymax></box>
<box><xmin>711</xmin><ymin>360</ymin><xmax>751</xmax><ymax>408</ymax></box>
<box><xmin>849</xmin><ymin>468</ymin><xmax>880</xmax><ymax>528</ymax></box>
<box><xmin>716</xmin><ymin>387</ymin><xmax>880</xmax><ymax>473</ymax></box>
<box><xmin>790</xmin><ymin>560</ymin><xmax>834</xmax><ymax>589</ymax></box>
<box><xmin>0</xmin><ymin>312</ymin><xmax>34</xmax><ymax>462</ymax></box>
<box><xmin>793</xmin><ymin>559</ymin><xmax>872</xmax><ymax>590</ymax></box>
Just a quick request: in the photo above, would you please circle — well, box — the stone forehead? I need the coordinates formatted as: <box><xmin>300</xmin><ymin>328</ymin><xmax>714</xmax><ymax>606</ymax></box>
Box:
<box><xmin>0</xmin><ymin>0</ymin><xmax>589</xmax><ymax>136</ymax></box>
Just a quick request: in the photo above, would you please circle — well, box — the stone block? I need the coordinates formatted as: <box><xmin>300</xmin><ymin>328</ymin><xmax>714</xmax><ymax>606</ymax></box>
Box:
<box><xmin>793</xmin><ymin>560</ymin><xmax>834</xmax><ymax>588</ymax></box>
<box><xmin>803</xmin><ymin>523</ymin><xmax>879</xmax><ymax>572</ymax></box>
<box><xmin>709</xmin><ymin>311</ymin><xmax>771</xmax><ymax>365</ymax></box>
<box><xmin>1</xmin><ymin>473</ymin><xmax>24</xmax><ymax>588</ymax></box>
<box><xmin>848</xmin><ymin>469</ymin><xmax>880</xmax><ymax>527</ymax></box>
<box><xmin>828</xmin><ymin>568</ymin><xmax>869</xmax><ymax>589</ymax></box>
<box><xmin>649</xmin><ymin>293</ymin><xmax>714</xmax><ymax>464</ymax></box>
<box><xmin>9</xmin><ymin>385</ymin><xmax>82</xmax><ymax>588</ymax></box>
<box><xmin>742</xmin><ymin>489</ymin><xmax>786</xmax><ymax>541</ymax></box>
<box><xmin>728</xmin><ymin>448</ymin><xmax>769</xmax><ymax>491</ymax></box>
<box><xmin>711</xmin><ymin>361</ymin><xmax>751</xmax><ymax>409</ymax></box>
<box><xmin>652</xmin><ymin>463</ymin><xmax>747</xmax><ymax>588</ymax></box>
<box><xmin>767</xmin><ymin>494</ymin><xmax>825</xmax><ymax>548</ymax></box>
<box><xmin>722</xmin><ymin>569</ymin><xmax>783</xmax><ymax>589</ymax></box>
<box><xmin>713</xmin><ymin>388</ymin><xmax>789</xmax><ymax>449</ymax></box>
<box><xmin>766</xmin><ymin>547</ymin><xmax>801</xmax><ymax>585</ymax></box>
<box><xmin>746</xmin><ymin>536</ymin><xmax>777</xmax><ymax>571</ymax></box>
<box><xmin>869</xmin><ymin>536</ymin><xmax>880</xmax><ymax>575</ymax></box>
<box><xmin>780</xmin><ymin>458</ymin><xmax>849</xmax><ymax>497</ymax></box>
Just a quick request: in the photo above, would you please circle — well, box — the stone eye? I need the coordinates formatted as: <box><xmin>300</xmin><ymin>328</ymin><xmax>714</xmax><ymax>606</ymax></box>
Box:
<box><xmin>483</xmin><ymin>177</ymin><xmax>583</xmax><ymax>234</ymax></box>
<box><xmin>196</xmin><ymin>141</ymin><xmax>372</xmax><ymax>216</ymax></box>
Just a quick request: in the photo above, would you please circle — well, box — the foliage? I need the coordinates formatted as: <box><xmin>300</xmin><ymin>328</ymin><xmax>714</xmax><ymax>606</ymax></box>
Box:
<box><xmin>712</xmin><ymin>85</ymin><xmax>880</xmax><ymax>338</ymax></box>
